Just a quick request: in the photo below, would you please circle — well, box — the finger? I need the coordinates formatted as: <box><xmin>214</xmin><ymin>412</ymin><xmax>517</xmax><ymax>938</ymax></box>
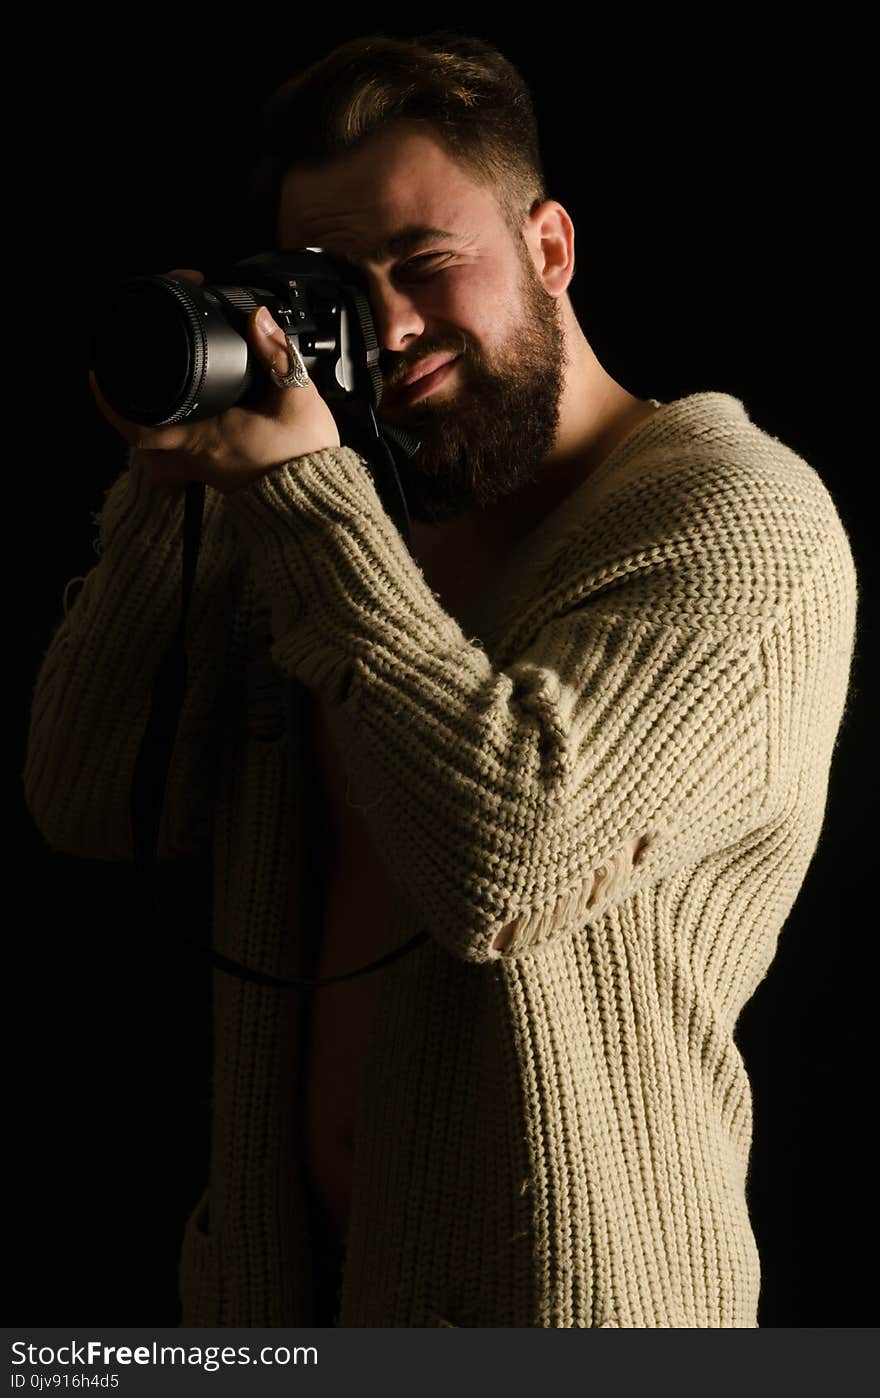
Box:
<box><xmin>250</xmin><ymin>308</ymin><xmax>315</xmax><ymax>408</ymax></box>
<box><xmin>87</xmin><ymin>370</ymin><xmax>198</xmax><ymax>452</ymax></box>
<box><xmin>163</xmin><ymin>267</ymin><xmax>205</xmax><ymax>285</ymax></box>
<box><xmin>88</xmin><ymin>369</ymin><xmax>140</xmax><ymax>443</ymax></box>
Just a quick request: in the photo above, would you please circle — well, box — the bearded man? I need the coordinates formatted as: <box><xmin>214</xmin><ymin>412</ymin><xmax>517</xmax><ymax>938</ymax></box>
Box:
<box><xmin>25</xmin><ymin>31</ymin><xmax>857</xmax><ymax>1328</ymax></box>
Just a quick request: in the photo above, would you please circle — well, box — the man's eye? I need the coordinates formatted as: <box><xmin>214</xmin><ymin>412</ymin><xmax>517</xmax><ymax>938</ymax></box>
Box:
<box><xmin>399</xmin><ymin>254</ymin><xmax>449</xmax><ymax>278</ymax></box>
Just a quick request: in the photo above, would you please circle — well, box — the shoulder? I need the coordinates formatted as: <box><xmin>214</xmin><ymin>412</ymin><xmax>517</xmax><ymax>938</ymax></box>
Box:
<box><xmin>568</xmin><ymin>392</ymin><xmax>857</xmax><ymax>631</ymax></box>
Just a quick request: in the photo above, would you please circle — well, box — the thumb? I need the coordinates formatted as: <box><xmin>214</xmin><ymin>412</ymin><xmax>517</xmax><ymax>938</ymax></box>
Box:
<box><xmin>253</xmin><ymin>305</ymin><xmax>295</xmax><ymax>377</ymax></box>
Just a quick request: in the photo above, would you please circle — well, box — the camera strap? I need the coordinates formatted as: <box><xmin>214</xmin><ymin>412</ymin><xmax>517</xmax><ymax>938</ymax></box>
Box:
<box><xmin>130</xmin><ymin>431</ymin><xmax>432</xmax><ymax>991</ymax></box>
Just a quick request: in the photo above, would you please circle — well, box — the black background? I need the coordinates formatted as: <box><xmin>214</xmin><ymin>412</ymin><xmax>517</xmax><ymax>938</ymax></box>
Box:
<box><xmin>5</xmin><ymin>5</ymin><xmax>875</xmax><ymax>1327</ymax></box>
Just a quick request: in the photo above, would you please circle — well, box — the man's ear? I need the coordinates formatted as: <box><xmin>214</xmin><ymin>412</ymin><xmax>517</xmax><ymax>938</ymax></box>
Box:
<box><xmin>526</xmin><ymin>200</ymin><xmax>575</xmax><ymax>297</ymax></box>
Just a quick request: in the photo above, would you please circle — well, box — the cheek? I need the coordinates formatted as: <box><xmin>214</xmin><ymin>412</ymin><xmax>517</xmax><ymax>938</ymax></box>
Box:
<box><xmin>422</xmin><ymin>271</ymin><xmax>512</xmax><ymax>354</ymax></box>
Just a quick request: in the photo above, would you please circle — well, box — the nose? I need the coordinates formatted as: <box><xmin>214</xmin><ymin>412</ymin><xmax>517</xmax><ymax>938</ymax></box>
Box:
<box><xmin>366</xmin><ymin>279</ymin><xmax>426</xmax><ymax>354</ymax></box>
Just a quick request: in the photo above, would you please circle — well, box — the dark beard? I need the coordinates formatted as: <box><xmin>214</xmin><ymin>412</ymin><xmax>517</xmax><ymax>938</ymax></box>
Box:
<box><xmin>375</xmin><ymin>253</ymin><xmax>568</xmax><ymax>524</ymax></box>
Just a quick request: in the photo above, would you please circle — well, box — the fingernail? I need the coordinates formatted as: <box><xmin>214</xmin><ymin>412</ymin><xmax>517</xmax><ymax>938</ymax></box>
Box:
<box><xmin>257</xmin><ymin>307</ymin><xmax>278</xmax><ymax>335</ymax></box>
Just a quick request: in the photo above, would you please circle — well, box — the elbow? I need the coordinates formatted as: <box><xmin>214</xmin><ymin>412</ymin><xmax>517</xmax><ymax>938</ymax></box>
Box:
<box><xmin>22</xmin><ymin>776</ymin><xmax>134</xmax><ymax>863</ymax></box>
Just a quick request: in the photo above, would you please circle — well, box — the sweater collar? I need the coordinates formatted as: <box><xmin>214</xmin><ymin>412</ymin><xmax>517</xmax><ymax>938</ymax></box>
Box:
<box><xmin>461</xmin><ymin>390</ymin><xmax>749</xmax><ymax>648</ymax></box>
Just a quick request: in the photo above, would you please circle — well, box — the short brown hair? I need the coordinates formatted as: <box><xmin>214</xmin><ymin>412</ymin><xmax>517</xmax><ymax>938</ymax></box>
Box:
<box><xmin>246</xmin><ymin>31</ymin><xmax>549</xmax><ymax>248</ymax></box>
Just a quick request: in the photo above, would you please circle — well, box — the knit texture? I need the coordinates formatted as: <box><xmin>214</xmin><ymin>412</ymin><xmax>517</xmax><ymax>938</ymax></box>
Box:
<box><xmin>23</xmin><ymin>391</ymin><xmax>858</xmax><ymax>1327</ymax></box>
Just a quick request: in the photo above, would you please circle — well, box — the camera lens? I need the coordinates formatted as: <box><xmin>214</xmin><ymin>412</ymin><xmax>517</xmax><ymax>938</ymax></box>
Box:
<box><xmin>90</xmin><ymin>275</ymin><xmax>253</xmax><ymax>427</ymax></box>
<box><xmin>91</xmin><ymin>279</ymin><xmax>203</xmax><ymax>424</ymax></box>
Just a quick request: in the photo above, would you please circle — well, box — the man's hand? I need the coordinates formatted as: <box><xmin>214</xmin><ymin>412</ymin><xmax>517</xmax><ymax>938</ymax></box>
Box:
<box><xmin>88</xmin><ymin>268</ymin><xmax>341</xmax><ymax>494</ymax></box>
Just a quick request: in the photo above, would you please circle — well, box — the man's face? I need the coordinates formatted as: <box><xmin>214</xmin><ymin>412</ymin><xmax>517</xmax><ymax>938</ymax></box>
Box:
<box><xmin>277</xmin><ymin>121</ymin><xmax>568</xmax><ymax>523</ymax></box>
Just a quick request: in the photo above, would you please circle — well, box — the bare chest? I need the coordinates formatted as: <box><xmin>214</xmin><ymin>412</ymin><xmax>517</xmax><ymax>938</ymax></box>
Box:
<box><xmin>295</xmin><ymin>690</ymin><xmax>393</xmax><ymax>1244</ymax></box>
<box><xmin>295</xmin><ymin>539</ymin><xmax>491</xmax><ymax>1243</ymax></box>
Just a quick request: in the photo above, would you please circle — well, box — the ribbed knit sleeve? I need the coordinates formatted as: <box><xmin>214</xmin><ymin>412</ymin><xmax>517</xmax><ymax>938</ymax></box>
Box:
<box><xmin>222</xmin><ymin>429</ymin><xmax>857</xmax><ymax>965</ymax></box>
<box><xmin>23</xmin><ymin>450</ymin><xmax>247</xmax><ymax>860</ymax></box>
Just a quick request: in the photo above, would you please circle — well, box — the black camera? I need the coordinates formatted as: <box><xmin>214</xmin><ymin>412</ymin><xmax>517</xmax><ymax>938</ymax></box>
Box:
<box><xmin>89</xmin><ymin>248</ymin><xmax>387</xmax><ymax>427</ymax></box>
<box><xmin>89</xmin><ymin>248</ymin><xmax>420</xmax><ymax>537</ymax></box>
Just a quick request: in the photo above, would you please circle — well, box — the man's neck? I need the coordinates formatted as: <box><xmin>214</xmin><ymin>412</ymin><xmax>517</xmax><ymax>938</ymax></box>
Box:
<box><xmin>408</xmin><ymin>313</ymin><xmax>661</xmax><ymax>567</ymax></box>
<box><xmin>467</xmin><ymin>388</ymin><xmax>659</xmax><ymax>556</ymax></box>
<box><xmin>407</xmin><ymin>390</ymin><xmax>658</xmax><ymax>602</ymax></box>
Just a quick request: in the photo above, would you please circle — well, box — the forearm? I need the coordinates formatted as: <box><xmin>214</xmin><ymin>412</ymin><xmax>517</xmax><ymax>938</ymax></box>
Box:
<box><xmin>223</xmin><ymin>448</ymin><xmax>773</xmax><ymax>964</ymax></box>
<box><xmin>24</xmin><ymin>453</ymin><xmax>244</xmax><ymax>859</ymax></box>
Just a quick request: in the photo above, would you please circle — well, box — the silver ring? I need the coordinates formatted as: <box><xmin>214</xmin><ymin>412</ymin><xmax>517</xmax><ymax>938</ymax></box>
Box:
<box><xmin>269</xmin><ymin>334</ymin><xmax>310</xmax><ymax>389</ymax></box>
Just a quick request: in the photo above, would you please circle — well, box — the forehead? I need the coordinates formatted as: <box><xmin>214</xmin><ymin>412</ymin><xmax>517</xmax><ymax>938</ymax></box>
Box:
<box><xmin>276</xmin><ymin>122</ymin><xmax>497</xmax><ymax>261</ymax></box>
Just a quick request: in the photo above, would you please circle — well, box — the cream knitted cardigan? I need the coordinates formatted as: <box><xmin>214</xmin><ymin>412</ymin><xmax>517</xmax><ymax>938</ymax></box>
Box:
<box><xmin>23</xmin><ymin>391</ymin><xmax>857</xmax><ymax>1328</ymax></box>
